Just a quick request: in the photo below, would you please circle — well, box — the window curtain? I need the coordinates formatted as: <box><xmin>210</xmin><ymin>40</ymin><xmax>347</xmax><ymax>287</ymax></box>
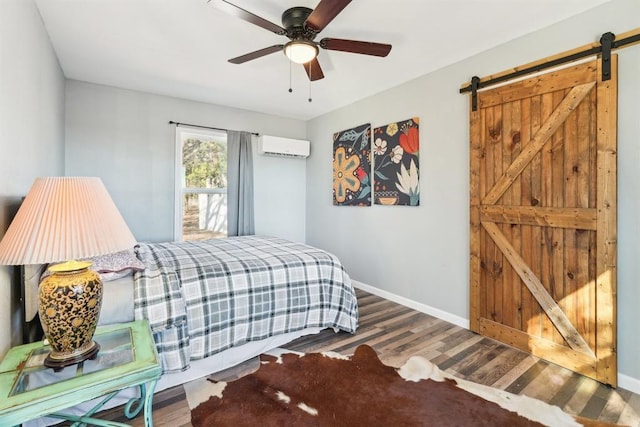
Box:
<box><xmin>227</xmin><ymin>130</ymin><xmax>255</xmax><ymax>236</ymax></box>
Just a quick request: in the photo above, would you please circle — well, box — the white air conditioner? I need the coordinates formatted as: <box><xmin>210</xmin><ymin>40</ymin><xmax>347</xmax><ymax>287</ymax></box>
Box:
<box><xmin>258</xmin><ymin>135</ymin><xmax>310</xmax><ymax>158</ymax></box>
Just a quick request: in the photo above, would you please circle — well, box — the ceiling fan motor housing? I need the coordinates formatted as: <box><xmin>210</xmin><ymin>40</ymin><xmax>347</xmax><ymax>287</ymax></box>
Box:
<box><xmin>282</xmin><ymin>7</ymin><xmax>315</xmax><ymax>40</ymax></box>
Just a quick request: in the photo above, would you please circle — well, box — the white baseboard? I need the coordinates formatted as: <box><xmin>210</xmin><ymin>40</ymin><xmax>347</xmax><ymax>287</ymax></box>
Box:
<box><xmin>352</xmin><ymin>280</ymin><xmax>640</xmax><ymax>395</ymax></box>
<box><xmin>619</xmin><ymin>373</ymin><xmax>640</xmax><ymax>395</ymax></box>
<box><xmin>352</xmin><ymin>280</ymin><xmax>469</xmax><ymax>329</ymax></box>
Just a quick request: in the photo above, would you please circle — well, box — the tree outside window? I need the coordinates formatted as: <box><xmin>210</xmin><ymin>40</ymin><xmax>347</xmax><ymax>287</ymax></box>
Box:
<box><xmin>176</xmin><ymin>128</ymin><xmax>228</xmax><ymax>241</ymax></box>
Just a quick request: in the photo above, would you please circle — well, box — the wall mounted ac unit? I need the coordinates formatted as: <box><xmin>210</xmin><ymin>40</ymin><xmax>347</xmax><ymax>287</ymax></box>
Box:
<box><xmin>258</xmin><ymin>135</ymin><xmax>310</xmax><ymax>158</ymax></box>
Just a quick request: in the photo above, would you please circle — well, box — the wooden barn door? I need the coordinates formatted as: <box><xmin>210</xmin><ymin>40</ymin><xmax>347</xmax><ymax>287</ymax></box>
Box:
<box><xmin>469</xmin><ymin>57</ymin><xmax>618</xmax><ymax>385</ymax></box>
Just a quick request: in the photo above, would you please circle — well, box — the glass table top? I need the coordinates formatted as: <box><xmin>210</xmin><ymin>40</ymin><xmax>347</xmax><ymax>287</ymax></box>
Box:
<box><xmin>10</xmin><ymin>328</ymin><xmax>134</xmax><ymax>396</ymax></box>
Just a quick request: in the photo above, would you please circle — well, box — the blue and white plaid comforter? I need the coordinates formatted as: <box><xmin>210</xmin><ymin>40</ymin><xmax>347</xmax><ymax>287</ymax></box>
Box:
<box><xmin>134</xmin><ymin>236</ymin><xmax>358</xmax><ymax>372</ymax></box>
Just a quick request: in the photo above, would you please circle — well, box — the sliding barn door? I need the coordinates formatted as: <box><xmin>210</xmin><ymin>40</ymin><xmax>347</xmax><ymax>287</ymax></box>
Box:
<box><xmin>469</xmin><ymin>57</ymin><xmax>617</xmax><ymax>385</ymax></box>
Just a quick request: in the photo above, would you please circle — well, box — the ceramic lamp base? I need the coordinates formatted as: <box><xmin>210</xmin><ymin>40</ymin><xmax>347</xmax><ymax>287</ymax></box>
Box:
<box><xmin>38</xmin><ymin>260</ymin><xmax>103</xmax><ymax>371</ymax></box>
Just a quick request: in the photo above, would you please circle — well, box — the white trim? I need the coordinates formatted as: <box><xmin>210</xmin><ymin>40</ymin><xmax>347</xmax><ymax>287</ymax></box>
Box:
<box><xmin>619</xmin><ymin>373</ymin><xmax>640</xmax><ymax>395</ymax></box>
<box><xmin>183</xmin><ymin>188</ymin><xmax>226</xmax><ymax>195</ymax></box>
<box><xmin>352</xmin><ymin>280</ymin><xmax>469</xmax><ymax>329</ymax></box>
<box><xmin>174</xmin><ymin>128</ymin><xmax>183</xmax><ymax>241</ymax></box>
<box><xmin>352</xmin><ymin>280</ymin><xmax>640</xmax><ymax>394</ymax></box>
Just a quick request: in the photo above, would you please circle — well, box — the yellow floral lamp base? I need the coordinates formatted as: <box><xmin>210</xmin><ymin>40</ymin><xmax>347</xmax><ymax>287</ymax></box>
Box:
<box><xmin>38</xmin><ymin>261</ymin><xmax>103</xmax><ymax>371</ymax></box>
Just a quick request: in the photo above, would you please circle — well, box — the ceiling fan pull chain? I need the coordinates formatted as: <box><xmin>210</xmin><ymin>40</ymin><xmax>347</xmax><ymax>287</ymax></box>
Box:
<box><xmin>288</xmin><ymin>60</ymin><xmax>293</xmax><ymax>93</ymax></box>
<box><xmin>308</xmin><ymin>61</ymin><xmax>312</xmax><ymax>102</ymax></box>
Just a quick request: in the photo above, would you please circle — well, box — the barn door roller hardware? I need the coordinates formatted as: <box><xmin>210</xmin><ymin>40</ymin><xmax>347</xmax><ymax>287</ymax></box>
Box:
<box><xmin>461</xmin><ymin>28</ymin><xmax>640</xmax><ymax>111</ymax></box>
<box><xmin>470</xmin><ymin>76</ymin><xmax>480</xmax><ymax>111</ymax></box>
<box><xmin>600</xmin><ymin>32</ymin><xmax>614</xmax><ymax>81</ymax></box>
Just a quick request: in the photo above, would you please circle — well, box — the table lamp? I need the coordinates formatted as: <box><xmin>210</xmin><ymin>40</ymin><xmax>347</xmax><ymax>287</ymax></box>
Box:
<box><xmin>0</xmin><ymin>177</ymin><xmax>136</xmax><ymax>370</ymax></box>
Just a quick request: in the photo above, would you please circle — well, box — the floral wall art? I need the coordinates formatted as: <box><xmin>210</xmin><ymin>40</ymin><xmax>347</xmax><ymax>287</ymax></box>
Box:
<box><xmin>333</xmin><ymin>123</ymin><xmax>372</xmax><ymax>206</ymax></box>
<box><xmin>373</xmin><ymin>117</ymin><xmax>420</xmax><ymax>206</ymax></box>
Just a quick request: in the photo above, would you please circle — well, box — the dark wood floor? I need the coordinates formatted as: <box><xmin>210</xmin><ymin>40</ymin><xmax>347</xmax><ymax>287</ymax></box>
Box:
<box><xmin>100</xmin><ymin>289</ymin><xmax>640</xmax><ymax>426</ymax></box>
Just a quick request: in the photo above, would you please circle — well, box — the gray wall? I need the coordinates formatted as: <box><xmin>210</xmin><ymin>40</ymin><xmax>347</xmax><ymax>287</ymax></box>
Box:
<box><xmin>0</xmin><ymin>0</ymin><xmax>65</xmax><ymax>357</ymax></box>
<box><xmin>65</xmin><ymin>80</ymin><xmax>307</xmax><ymax>243</ymax></box>
<box><xmin>306</xmin><ymin>0</ymin><xmax>640</xmax><ymax>388</ymax></box>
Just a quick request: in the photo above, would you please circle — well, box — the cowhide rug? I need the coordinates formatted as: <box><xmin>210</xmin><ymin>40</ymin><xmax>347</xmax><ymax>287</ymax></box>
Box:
<box><xmin>186</xmin><ymin>345</ymin><xmax>620</xmax><ymax>427</ymax></box>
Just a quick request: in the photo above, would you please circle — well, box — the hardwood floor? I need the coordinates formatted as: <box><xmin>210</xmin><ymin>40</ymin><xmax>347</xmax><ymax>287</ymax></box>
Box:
<box><xmin>99</xmin><ymin>289</ymin><xmax>640</xmax><ymax>426</ymax></box>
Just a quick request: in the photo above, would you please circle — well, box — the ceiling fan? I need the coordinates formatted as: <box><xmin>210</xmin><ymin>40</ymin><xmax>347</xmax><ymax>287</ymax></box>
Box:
<box><xmin>213</xmin><ymin>0</ymin><xmax>392</xmax><ymax>81</ymax></box>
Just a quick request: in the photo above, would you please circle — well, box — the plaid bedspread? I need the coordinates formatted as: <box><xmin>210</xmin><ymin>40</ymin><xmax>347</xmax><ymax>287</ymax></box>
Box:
<box><xmin>134</xmin><ymin>236</ymin><xmax>358</xmax><ymax>372</ymax></box>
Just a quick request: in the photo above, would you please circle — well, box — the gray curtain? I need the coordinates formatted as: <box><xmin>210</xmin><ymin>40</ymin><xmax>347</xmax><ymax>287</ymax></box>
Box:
<box><xmin>227</xmin><ymin>130</ymin><xmax>255</xmax><ymax>236</ymax></box>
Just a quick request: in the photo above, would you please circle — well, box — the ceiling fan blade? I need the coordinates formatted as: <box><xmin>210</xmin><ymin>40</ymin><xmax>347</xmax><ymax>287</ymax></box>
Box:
<box><xmin>228</xmin><ymin>45</ymin><xmax>284</xmax><ymax>64</ymax></box>
<box><xmin>320</xmin><ymin>38</ymin><xmax>392</xmax><ymax>57</ymax></box>
<box><xmin>213</xmin><ymin>0</ymin><xmax>286</xmax><ymax>35</ymax></box>
<box><xmin>305</xmin><ymin>0</ymin><xmax>352</xmax><ymax>33</ymax></box>
<box><xmin>303</xmin><ymin>57</ymin><xmax>325</xmax><ymax>81</ymax></box>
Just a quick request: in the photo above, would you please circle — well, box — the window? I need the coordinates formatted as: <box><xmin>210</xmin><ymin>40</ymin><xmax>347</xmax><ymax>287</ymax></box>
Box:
<box><xmin>175</xmin><ymin>127</ymin><xmax>228</xmax><ymax>241</ymax></box>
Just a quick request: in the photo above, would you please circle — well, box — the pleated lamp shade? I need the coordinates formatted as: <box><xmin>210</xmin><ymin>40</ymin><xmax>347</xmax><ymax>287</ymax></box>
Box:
<box><xmin>0</xmin><ymin>177</ymin><xmax>136</xmax><ymax>265</ymax></box>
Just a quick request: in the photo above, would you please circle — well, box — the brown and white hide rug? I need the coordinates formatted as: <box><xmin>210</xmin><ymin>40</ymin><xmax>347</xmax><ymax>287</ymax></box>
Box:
<box><xmin>186</xmin><ymin>345</ymin><xmax>620</xmax><ymax>427</ymax></box>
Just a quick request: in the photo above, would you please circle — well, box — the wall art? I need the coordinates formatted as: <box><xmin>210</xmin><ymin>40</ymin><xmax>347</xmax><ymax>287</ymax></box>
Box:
<box><xmin>373</xmin><ymin>117</ymin><xmax>419</xmax><ymax>206</ymax></box>
<box><xmin>333</xmin><ymin>123</ymin><xmax>372</xmax><ymax>206</ymax></box>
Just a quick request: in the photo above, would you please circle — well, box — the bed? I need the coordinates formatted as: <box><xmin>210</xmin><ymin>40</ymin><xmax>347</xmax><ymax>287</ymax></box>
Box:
<box><xmin>134</xmin><ymin>235</ymin><xmax>358</xmax><ymax>373</ymax></box>
<box><xmin>22</xmin><ymin>235</ymin><xmax>358</xmax><ymax>425</ymax></box>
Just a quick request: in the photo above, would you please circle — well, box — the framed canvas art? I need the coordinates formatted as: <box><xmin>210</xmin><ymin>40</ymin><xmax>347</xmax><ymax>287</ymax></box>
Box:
<box><xmin>333</xmin><ymin>123</ymin><xmax>372</xmax><ymax>206</ymax></box>
<box><xmin>373</xmin><ymin>117</ymin><xmax>419</xmax><ymax>206</ymax></box>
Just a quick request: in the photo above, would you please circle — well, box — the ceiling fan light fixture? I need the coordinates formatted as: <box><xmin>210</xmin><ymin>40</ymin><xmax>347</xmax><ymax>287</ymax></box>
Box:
<box><xmin>284</xmin><ymin>41</ymin><xmax>318</xmax><ymax>64</ymax></box>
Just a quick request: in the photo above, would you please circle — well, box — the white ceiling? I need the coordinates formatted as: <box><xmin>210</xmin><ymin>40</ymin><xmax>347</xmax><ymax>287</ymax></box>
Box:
<box><xmin>34</xmin><ymin>0</ymin><xmax>610</xmax><ymax>121</ymax></box>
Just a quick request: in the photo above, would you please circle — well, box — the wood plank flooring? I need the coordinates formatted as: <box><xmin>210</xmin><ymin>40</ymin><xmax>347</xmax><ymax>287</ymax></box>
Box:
<box><xmin>98</xmin><ymin>289</ymin><xmax>640</xmax><ymax>426</ymax></box>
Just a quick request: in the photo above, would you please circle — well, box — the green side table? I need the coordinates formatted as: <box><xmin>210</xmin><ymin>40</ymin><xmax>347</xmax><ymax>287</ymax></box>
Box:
<box><xmin>0</xmin><ymin>320</ymin><xmax>161</xmax><ymax>427</ymax></box>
